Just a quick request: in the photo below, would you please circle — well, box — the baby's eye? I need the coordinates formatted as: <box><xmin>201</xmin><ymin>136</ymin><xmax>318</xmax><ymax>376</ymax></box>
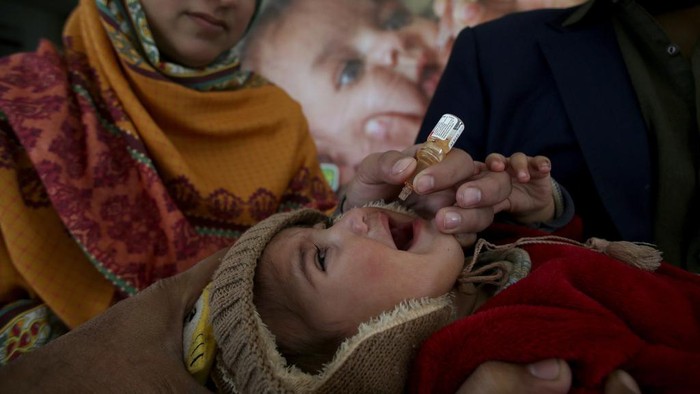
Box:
<box><xmin>314</xmin><ymin>244</ymin><xmax>327</xmax><ymax>272</ymax></box>
<box><xmin>337</xmin><ymin>59</ymin><xmax>363</xmax><ymax>88</ymax></box>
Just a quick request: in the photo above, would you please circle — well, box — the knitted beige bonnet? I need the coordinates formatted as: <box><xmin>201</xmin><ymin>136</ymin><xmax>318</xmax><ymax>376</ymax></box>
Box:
<box><xmin>209</xmin><ymin>208</ymin><xmax>455</xmax><ymax>393</ymax></box>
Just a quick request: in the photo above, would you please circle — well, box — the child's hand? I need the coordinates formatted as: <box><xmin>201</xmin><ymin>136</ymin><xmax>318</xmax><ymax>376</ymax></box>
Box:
<box><xmin>483</xmin><ymin>152</ymin><xmax>556</xmax><ymax>224</ymax></box>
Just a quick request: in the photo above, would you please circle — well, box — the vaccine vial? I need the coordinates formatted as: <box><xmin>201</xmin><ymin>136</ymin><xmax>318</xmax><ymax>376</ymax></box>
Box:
<box><xmin>398</xmin><ymin>114</ymin><xmax>465</xmax><ymax>201</ymax></box>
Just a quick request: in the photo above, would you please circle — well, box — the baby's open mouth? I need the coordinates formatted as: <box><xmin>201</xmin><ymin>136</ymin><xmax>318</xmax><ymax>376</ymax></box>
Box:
<box><xmin>362</xmin><ymin>200</ymin><xmax>421</xmax><ymax>251</ymax></box>
<box><xmin>389</xmin><ymin>219</ymin><xmax>415</xmax><ymax>251</ymax></box>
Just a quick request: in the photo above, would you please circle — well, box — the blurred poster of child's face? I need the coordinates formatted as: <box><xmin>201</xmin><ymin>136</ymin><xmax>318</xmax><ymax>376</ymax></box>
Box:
<box><xmin>244</xmin><ymin>0</ymin><xmax>443</xmax><ymax>185</ymax></box>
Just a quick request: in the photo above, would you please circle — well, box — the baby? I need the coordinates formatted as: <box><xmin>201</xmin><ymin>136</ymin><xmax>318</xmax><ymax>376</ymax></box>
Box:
<box><xmin>187</xmin><ymin>200</ymin><xmax>508</xmax><ymax>391</ymax></box>
<box><xmin>183</xmin><ymin>171</ymin><xmax>699</xmax><ymax>393</ymax></box>
<box><xmin>184</xmin><ymin>199</ymin><xmax>700</xmax><ymax>393</ymax></box>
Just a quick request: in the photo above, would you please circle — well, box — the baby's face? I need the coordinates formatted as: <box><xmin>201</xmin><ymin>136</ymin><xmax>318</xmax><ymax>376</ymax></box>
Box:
<box><xmin>258</xmin><ymin>206</ymin><xmax>464</xmax><ymax>337</ymax></box>
<box><xmin>140</xmin><ymin>0</ymin><xmax>257</xmax><ymax>67</ymax></box>
<box><xmin>247</xmin><ymin>0</ymin><xmax>443</xmax><ymax>184</ymax></box>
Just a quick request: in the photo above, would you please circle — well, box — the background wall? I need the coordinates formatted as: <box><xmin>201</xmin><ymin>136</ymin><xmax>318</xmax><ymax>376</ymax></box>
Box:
<box><xmin>245</xmin><ymin>0</ymin><xmax>586</xmax><ymax>190</ymax></box>
<box><xmin>0</xmin><ymin>0</ymin><xmax>77</xmax><ymax>56</ymax></box>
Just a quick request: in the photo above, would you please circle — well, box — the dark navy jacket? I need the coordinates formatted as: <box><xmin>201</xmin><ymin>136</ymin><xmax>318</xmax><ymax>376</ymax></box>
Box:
<box><xmin>418</xmin><ymin>6</ymin><xmax>653</xmax><ymax>242</ymax></box>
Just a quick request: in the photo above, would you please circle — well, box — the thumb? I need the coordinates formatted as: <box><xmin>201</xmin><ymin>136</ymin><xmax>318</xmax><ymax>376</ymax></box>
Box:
<box><xmin>457</xmin><ymin>359</ymin><xmax>572</xmax><ymax>394</ymax></box>
<box><xmin>344</xmin><ymin>149</ymin><xmax>418</xmax><ymax>210</ymax></box>
<box><xmin>355</xmin><ymin>149</ymin><xmax>418</xmax><ymax>187</ymax></box>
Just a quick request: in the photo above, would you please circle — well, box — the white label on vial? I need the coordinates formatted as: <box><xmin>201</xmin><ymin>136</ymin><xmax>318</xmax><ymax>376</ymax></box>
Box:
<box><xmin>428</xmin><ymin>114</ymin><xmax>465</xmax><ymax>149</ymax></box>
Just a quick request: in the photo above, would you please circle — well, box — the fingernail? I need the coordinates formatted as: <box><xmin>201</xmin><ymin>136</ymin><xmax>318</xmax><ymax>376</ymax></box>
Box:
<box><xmin>460</xmin><ymin>188</ymin><xmax>481</xmax><ymax>206</ymax></box>
<box><xmin>392</xmin><ymin>158</ymin><xmax>414</xmax><ymax>175</ymax></box>
<box><xmin>443</xmin><ymin>211</ymin><xmax>462</xmax><ymax>230</ymax></box>
<box><xmin>414</xmin><ymin>174</ymin><xmax>434</xmax><ymax>193</ymax></box>
<box><xmin>527</xmin><ymin>359</ymin><xmax>560</xmax><ymax>380</ymax></box>
<box><xmin>616</xmin><ymin>371</ymin><xmax>641</xmax><ymax>394</ymax></box>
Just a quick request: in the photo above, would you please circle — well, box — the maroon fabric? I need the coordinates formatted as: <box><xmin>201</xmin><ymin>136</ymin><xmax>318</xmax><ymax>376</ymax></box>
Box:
<box><xmin>410</xmin><ymin>243</ymin><xmax>700</xmax><ymax>393</ymax></box>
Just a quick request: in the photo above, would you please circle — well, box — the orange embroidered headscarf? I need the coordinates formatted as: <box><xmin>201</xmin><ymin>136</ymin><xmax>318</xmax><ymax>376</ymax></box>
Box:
<box><xmin>0</xmin><ymin>0</ymin><xmax>335</xmax><ymax>328</ymax></box>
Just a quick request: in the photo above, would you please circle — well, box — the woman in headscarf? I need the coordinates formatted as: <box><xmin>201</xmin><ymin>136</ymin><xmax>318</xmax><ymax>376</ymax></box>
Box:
<box><xmin>0</xmin><ymin>0</ymin><xmax>335</xmax><ymax>363</ymax></box>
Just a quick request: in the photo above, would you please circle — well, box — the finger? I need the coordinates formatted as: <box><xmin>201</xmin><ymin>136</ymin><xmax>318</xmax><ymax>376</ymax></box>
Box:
<box><xmin>484</xmin><ymin>153</ymin><xmax>507</xmax><ymax>172</ymax></box>
<box><xmin>435</xmin><ymin>205</ymin><xmax>495</xmax><ymax>234</ymax></box>
<box><xmin>346</xmin><ymin>149</ymin><xmax>418</xmax><ymax>209</ymax></box>
<box><xmin>456</xmin><ymin>170</ymin><xmax>512</xmax><ymax>208</ymax></box>
<box><xmin>604</xmin><ymin>370</ymin><xmax>641</xmax><ymax>394</ymax></box>
<box><xmin>528</xmin><ymin>155</ymin><xmax>552</xmax><ymax>179</ymax></box>
<box><xmin>408</xmin><ymin>189</ymin><xmax>457</xmax><ymax>216</ymax></box>
<box><xmin>508</xmin><ymin>152</ymin><xmax>531</xmax><ymax>182</ymax></box>
<box><xmin>456</xmin><ymin>359</ymin><xmax>572</xmax><ymax>394</ymax></box>
<box><xmin>354</xmin><ymin>150</ymin><xmax>417</xmax><ymax>187</ymax></box>
<box><xmin>474</xmin><ymin>160</ymin><xmax>487</xmax><ymax>174</ymax></box>
<box><xmin>411</xmin><ymin>148</ymin><xmax>477</xmax><ymax>195</ymax></box>
<box><xmin>454</xmin><ymin>232</ymin><xmax>477</xmax><ymax>248</ymax></box>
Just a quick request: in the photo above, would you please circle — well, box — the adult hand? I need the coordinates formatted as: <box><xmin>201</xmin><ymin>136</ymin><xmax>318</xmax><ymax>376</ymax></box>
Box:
<box><xmin>343</xmin><ymin>146</ymin><xmax>514</xmax><ymax>246</ymax></box>
<box><xmin>457</xmin><ymin>359</ymin><xmax>641</xmax><ymax>394</ymax></box>
<box><xmin>0</xmin><ymin>248</ymin><xmax>228</xmax><ymax>393</ymax></box>
<box><xmin>484</xmin><ymin>152</ymin><xmax>555</xmax><ymax>223</ymax></box>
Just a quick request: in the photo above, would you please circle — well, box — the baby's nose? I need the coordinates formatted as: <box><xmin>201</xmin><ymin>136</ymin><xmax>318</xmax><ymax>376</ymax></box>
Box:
<box><xmin>351</xmin><ymin>217</ymin><xmax>368</xmax><ymax>235</ymax></box>
<box><xmin>346</xmin><ymin>211</ymin><xmax>369</xmax><ymax>235</ymax></box>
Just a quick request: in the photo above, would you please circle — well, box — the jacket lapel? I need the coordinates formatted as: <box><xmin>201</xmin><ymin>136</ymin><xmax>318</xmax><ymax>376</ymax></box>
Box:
<box><xmin>538</xmin><ymin>20</ymin><xmax>653</xmax><ymax>241</ymax></box>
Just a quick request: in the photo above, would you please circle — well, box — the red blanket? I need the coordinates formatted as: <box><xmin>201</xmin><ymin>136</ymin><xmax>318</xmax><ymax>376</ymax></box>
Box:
<box><xmin>409</xmin><ymin>243</ymin><xmax>700</xmax><ymax>393</ymax></box>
